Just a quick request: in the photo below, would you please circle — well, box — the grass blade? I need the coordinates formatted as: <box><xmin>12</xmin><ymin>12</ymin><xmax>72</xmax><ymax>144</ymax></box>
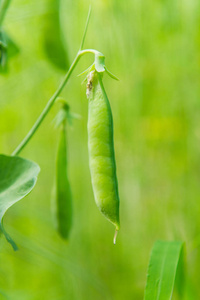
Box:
<box><xmin>144</xmin><ymin>240</ymin><xmax>185</xmax><ymax>300</ymax></box>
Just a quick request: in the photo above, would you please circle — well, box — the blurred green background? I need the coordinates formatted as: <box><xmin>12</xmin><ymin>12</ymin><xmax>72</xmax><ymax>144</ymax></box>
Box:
<box><xmin>1</xmin><ymin>0</ymin><xmax>200</xmax><ymax>299</ymax></box>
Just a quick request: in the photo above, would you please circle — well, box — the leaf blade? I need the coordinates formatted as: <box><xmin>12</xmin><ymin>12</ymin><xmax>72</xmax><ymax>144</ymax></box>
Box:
<box><xmin>144</xmin><ymin>240</ymin><xmax>185</xmax><ymax>300</ymax></box>
<box><xmin>0</xmin><ymin>154</ymin><xmax>40</xmax><ymax>250</ymax></box>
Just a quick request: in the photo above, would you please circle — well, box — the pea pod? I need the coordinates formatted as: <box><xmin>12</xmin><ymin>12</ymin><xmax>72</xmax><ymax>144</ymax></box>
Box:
<box><xmin>43</xmin><ymin>0</ymin><xmax>69</xmax><ymax>70</ymax></box>
<box><xmin>54</xmin><ymin>108</ymin><xmax>72</xmax><ymax>240</ymax></box>
<box><xmin>86</xmin><ymin>70</ymin><xmax>120</xmax><ymax>242</ymax></box>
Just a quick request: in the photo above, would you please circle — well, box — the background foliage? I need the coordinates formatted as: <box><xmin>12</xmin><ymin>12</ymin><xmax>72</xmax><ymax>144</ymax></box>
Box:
<box><xmin>1</xmin><ymin>0</ymin><xmax>200</xmax><ymax>298</ymax></box>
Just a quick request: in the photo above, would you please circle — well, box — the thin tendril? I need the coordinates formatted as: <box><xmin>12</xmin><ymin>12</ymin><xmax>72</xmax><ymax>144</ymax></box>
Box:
<box><xmin>79</xmin><ymin>5</ymin><xmax>91</xmax><ymax>50</ymax></box>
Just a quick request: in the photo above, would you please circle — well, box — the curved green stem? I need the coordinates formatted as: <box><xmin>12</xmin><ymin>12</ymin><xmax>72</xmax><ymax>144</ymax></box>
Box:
<box><xmin>80</xmin><ymin>49</ymin><xmax>104</xmax><ymax>56</ymax></box>
<box><xmin>11</xmin><ymin>4</ymin><xmax>97</xmax><ymax>156</ymax></box>
<box><xmin>0</xmin><ymin>0</ymin><xmax>11</xmax><ymax>27</ymax></box>
<box><xmin>12</xmin><ymin>49</ymin><xmax>99</xmax><ymax>156</ymax></box>
<box><xmin>12</xmin><ymin>52</ymin><xmax>80</xmax><ymax>156</ymax></box>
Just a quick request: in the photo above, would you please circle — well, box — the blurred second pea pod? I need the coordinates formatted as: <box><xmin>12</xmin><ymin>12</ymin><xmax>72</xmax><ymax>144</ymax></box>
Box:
<box><xmin>43</xmin><ymin>0</ymin><xmax>69</xmax><ymax>71</ymax></box>
<box><xmin>52</xmin><ymin>103</ymin><xmax>72</xmax><ymax>240</ymax></box>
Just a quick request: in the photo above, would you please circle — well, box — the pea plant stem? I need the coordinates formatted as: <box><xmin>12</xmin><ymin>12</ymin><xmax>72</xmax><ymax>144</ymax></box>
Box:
<box><xmin>80</xmin><ymin>49</ymin><xmax>103</xmax><ymax>56</ymax></box>
<box><xmin>0</xmin><ymin>0</ymin><xmax>11</xmax><ymax>27</ymax></box>
<box><xmin>12</xmin><ymin>53</ymin><xmax>80</xmax><ymax>156</ymax></box>
<box><xmin>10</xmin><ymin>5</ymin><xmax>101</xmax><ymax>156</ymax></box>
<box><xmin>11</xmin><ymin>49</ymin><xmax>99</xmax><ymax>156</ymax></box>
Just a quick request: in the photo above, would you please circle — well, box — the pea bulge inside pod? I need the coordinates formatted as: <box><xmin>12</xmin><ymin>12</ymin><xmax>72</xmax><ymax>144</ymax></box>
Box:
<box><xmin>86</xmin><ymin>70</ymin><xmax>120</xmax><ymax>241</ymax></box>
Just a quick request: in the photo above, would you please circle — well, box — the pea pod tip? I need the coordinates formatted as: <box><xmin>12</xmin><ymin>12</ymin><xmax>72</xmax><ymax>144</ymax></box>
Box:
<box><xmin>113</xmin><ymin>229</ymin><xmax>119</xmax><ymax>245</ymax></box>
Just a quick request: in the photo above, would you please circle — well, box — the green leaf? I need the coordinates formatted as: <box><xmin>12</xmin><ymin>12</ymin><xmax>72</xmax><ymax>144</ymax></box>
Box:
<box><xmin>0</xmin><ymin>154</ymin><xmax>40</xmax><ymax>250</ymax></box>
<box><xmin>43</xmin><ymin>0</ymin><xmax>69</xmax><ymax>71</ymax></box>
<box><xmin>144</xmin><ymin>240</ymin><xmax>185</xmax><ymax>300</ymax></box>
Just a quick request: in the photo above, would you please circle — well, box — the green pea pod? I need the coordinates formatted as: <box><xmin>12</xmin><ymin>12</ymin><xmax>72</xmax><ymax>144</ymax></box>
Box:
<box><xmin>87</xmin><ymin>70</ymin><xmax>120</xmax><ymax>242</ymax></box>
<box><xmin>54</xmin><ymin>120</ymin><xmax>72</xmax><ymax>239</ymax></box>
<box><xmin>43</xmin><ymin>0</ymin><xmax>69</xmax><ymax>71</ymax></box>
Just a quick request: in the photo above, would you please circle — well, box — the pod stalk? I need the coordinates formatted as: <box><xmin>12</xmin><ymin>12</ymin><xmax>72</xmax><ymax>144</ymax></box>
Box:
<box><xmin>113</xmin><ymin>229</ymin><xmax>118</xmax><ymax>245</ymax></box>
